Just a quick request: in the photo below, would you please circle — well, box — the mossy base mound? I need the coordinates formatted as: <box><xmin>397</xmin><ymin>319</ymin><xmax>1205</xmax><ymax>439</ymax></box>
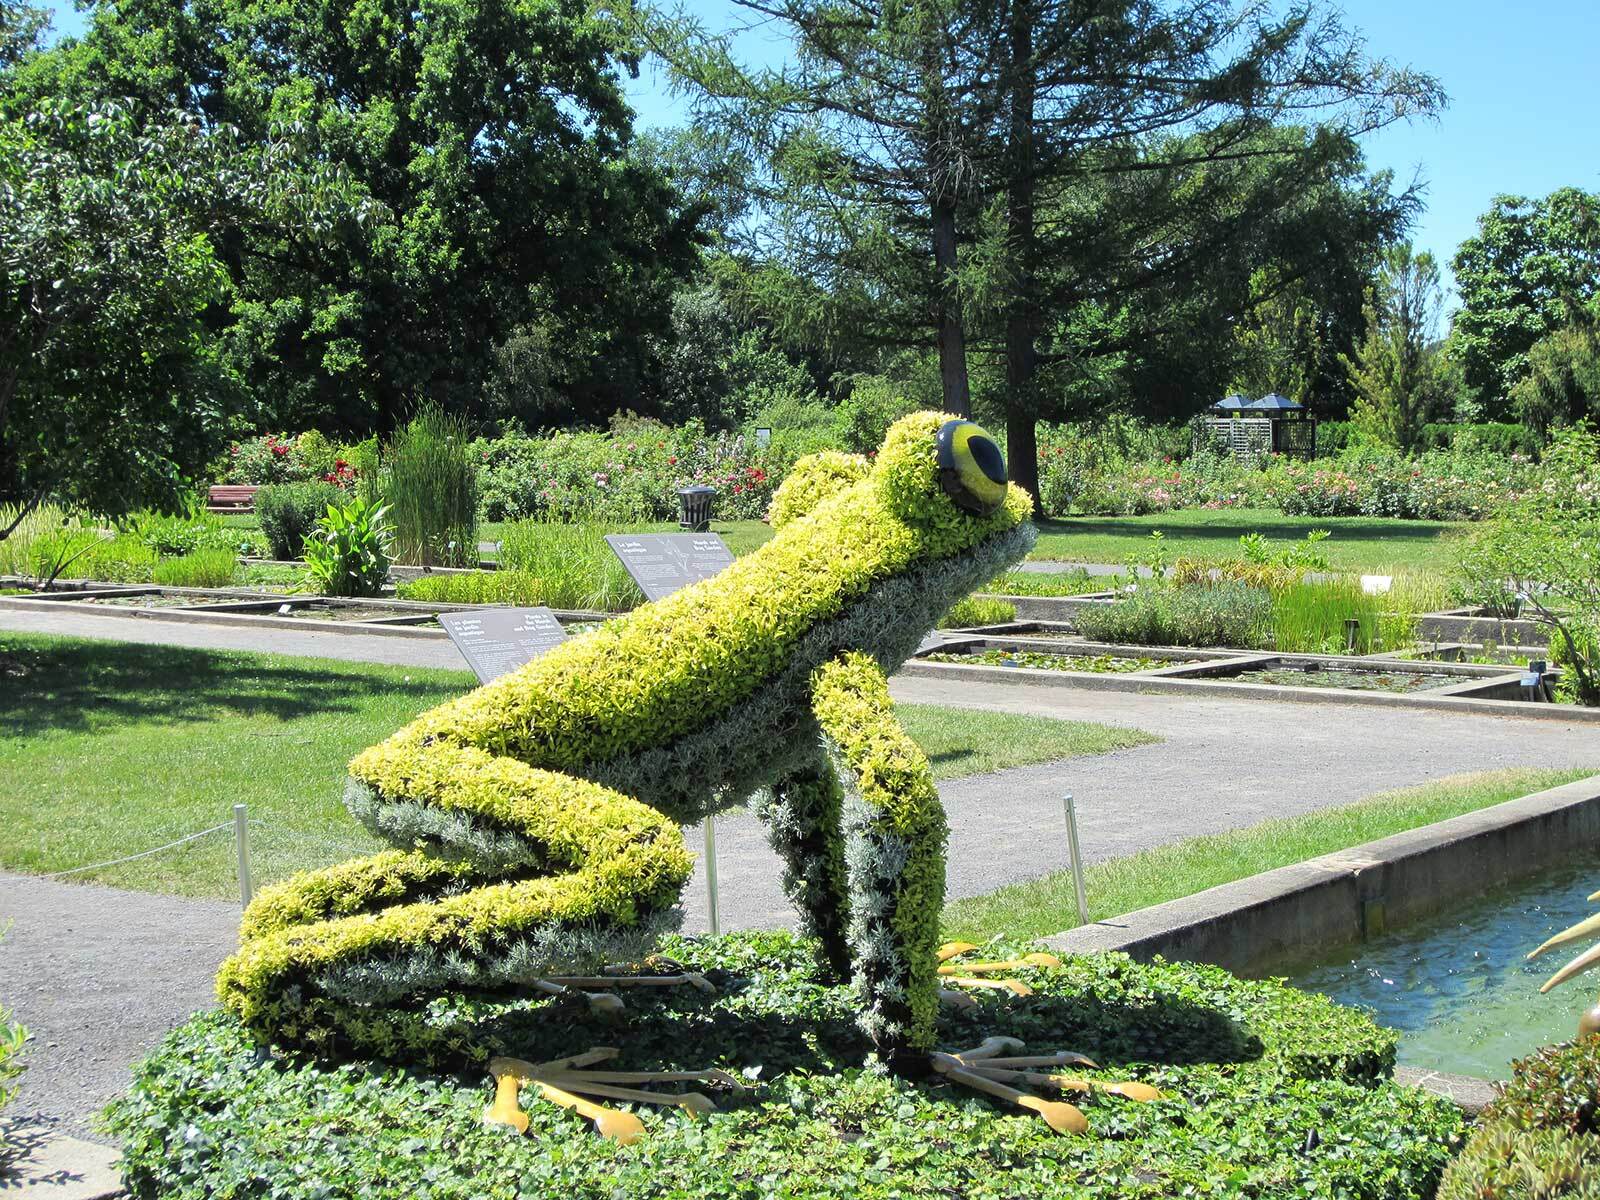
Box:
<box><xmin>107</xmin><ymin>933</ymin><xmax>1463</xmax><ymax>1199</ymax></box>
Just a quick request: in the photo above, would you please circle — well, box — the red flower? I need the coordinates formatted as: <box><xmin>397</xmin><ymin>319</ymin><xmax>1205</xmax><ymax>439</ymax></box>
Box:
<box><xmin>667</xmin><ymin>456</ymin><xmax>678</xmax><ymax>465</ymax></box>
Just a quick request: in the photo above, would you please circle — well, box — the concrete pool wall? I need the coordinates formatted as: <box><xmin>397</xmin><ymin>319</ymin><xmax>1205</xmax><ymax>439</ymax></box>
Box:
<box><xmin>1041</xmin><ymin>776</ymin><xmax>1600</xmax><ymax>978</ymax></box>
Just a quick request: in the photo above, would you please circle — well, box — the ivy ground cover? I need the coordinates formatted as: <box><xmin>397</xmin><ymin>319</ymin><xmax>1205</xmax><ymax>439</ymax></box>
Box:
<box><xmin>107</xmin><ymin>932</ymin><xmax>1462</xmax><ymax>1200</ymax></box>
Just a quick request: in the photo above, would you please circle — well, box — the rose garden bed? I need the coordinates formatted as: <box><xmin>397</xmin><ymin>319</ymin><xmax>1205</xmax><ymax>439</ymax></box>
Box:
<box><xmin>106</xmin><ymin>932</ymin><xmax>1462</xmax><ymax>1200</ymax></box>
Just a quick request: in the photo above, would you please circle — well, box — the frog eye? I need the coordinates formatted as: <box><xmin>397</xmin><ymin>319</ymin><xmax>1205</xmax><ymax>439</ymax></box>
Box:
<box><xmin>936</xmin><ymin>420</ymin><xmax>1008</xmax><ymax>516</ymax></box>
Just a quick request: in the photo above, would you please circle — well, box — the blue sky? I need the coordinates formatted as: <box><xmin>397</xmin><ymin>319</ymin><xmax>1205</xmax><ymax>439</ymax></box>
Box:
<box><xmin>42</xmin><ymin>0</ymin><xmax>1600</xmax><ymax>300</ymax></box>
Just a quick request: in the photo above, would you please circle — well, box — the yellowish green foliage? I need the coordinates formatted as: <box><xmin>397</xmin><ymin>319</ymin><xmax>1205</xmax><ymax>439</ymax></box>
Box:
<box><xmin>768</xmin><ymin>450</ymin><xmax>870</xmax><ymax>528</ymax></box>
<box><xmin>812</xmin><ymin>653</ymin><xmax>947</xmax><ymax>1053</ymax></box>
<box><xmin>217</xmin><ymin>412</ymin><xmax>1034</xmax><ymax>1064</ymax></box>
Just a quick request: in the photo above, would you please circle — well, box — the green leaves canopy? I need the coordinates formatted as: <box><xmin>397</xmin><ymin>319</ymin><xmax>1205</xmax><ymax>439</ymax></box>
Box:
<box><xmin>1450</xmin><ymin>188</ymin><xmax>1600</xmax><ymax>417</ymax></box>
<box><xmin>32</xmin><ymin>0</ymin><xmax>703</xmax><ymax>431</ymax></box>
<box><xmin>0</xmin><ymin>99</ymin><xmax>235</xmax><ymax>523</ymax></box>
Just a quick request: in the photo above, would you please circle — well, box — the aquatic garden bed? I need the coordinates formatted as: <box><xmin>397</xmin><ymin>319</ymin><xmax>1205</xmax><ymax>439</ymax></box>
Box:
<box><xmin>1230</xmin><ymin>663</ymin><xmax>1466</xmax><ymax>695</ymax></box>
<box><xmin>924</xmin><ymin>647</ymin><xmax>1174</xmax><ymax>673</ymax></box>
<box><xmin>106</xmin><ymin>932</ymin><xmax>1463</xmax><ymax>1200</ymax></box>
<box><xmin>901</xmin><ymin>646</ymin><xmax>1595</xmax><ymax>720</ymax></box>
<box><xmin>1043</xmin><ymin>776</ymin><xmax>1600</xmax><ymax>1082</ymax></box>
<box><xmin>1288</xmin><ymin>858</ymin><xmax>1600</xmax><ymax>1080</ymax></box>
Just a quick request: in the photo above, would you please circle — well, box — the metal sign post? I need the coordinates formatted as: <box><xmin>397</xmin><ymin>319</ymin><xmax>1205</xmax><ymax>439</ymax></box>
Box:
<box><xmin>1061</xmin><ymin>794</ymin><xmax>1089</xmax><ymax>928</ymax></box>
<box><xmin>234</xmin><ymin>803</ymin><xmax>253</xmax><ymax>909</ymax></box>
<box><xmin>703</xmin><ymin>815</ymin><xmax>721</xmax><ymax>936</ymax></box>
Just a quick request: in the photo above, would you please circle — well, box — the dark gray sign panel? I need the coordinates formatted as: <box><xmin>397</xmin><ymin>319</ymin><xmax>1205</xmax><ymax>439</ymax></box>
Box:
<box><xmin>438</xmin><ymin>607</ymin><xmax>567</xmax><ymax>683</ymax></box>
<box><xmin>604</xmin><ymin>533</ymin><xmax>735</xmax><ymax>601</ymax></box>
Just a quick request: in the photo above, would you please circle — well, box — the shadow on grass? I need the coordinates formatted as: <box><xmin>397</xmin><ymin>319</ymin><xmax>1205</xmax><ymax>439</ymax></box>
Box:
<box><xmin>0</xmin><ymin>636</ymin><xmax>465</xmax><ymax>739</ymax></box>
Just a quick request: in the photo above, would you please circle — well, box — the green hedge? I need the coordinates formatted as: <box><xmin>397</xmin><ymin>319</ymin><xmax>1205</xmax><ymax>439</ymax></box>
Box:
<box><xmin>257</xmin><ymin>481</ymin><xmax>345</xmax><ymax>560</ymax></box>
<box><xmin>1316</xmin><ymin>422</ymin><xmax>1542</xmax><ymax>458</ymax></box>
<box><xmin>109</xmin><ymin>934</ymin><xmax>1463</xmax><ymax>1200</ymax></box>
<box><xmin>1437</xmin><ymin>1037</ymin><xmax>1600</xmax><ymax>1198</ymax></box>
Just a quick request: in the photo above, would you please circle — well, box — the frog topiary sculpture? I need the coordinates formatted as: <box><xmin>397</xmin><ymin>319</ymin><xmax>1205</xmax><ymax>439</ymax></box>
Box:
<box><xmin>217</xmin><ymin>413</ymin><xmax>1035</xmax><ymax>1074</ymax></box>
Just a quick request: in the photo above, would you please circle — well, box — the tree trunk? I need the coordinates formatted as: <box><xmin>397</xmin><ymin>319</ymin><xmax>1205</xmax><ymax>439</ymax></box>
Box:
<box><xmin>931</xmin><ymin>198</ymin><xmax>972</xmax><ymax>417</ymax></box>
<box><xmin>1005</xmin><ymin>413</ymin><xmax>1038</xmax><ymax>515</ymax></box>
<box><xmin>1002</xmin><ymin>0</ymin><xmax>1042</xmax><ymax>514</ymax></box>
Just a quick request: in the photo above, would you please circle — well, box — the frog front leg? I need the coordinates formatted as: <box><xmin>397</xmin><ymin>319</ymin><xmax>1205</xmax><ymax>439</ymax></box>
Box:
<box><xmin>755</xmin><ymin>754</ymin><xmax>853</xmax><ymax>981</ymax></box>
<box><xmin>809</xmin><ymin>651</ymin><xmax>948</xmax><ymax>1069</ymax></box>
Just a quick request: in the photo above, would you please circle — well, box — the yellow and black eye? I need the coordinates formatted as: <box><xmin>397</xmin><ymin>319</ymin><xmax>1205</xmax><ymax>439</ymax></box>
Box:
<box><xmin>936</xmin><ymin>420</ymin><xmax>1008</xmax><ymax>516</ymax></box>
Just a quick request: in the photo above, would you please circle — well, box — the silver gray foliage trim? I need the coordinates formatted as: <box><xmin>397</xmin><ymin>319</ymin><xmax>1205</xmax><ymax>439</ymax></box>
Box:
<box><xmin>314</xmin><ymin>911</ymin><xmax>681</xmax><ymax>1005</ymax></box>
<box><xmin>344</xmin><ymin>777</ymin><xmax>544</xmax><ymax>873</ymax></box>
<box><xmin>579</xmin><ymin>522</ymin><xmax>1037</xmax><ymax>823</ymax></box>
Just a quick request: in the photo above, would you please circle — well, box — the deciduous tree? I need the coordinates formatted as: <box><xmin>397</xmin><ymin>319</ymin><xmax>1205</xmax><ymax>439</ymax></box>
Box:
<box><xmin>1450</xmin><ymin>188</ymin><xmax>1600</xmax><ymax>418</ymax></box>
<box><xmin>28</xmin><ymin>0</ymin><xmax>704</xmax><ymax>432</ymax></box>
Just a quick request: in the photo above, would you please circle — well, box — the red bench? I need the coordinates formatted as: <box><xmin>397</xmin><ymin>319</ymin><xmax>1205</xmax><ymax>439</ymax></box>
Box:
<box><xmin>206</xmin><ymin>485</ymin><xmax>260</xmax><ymax>514</ymax></box>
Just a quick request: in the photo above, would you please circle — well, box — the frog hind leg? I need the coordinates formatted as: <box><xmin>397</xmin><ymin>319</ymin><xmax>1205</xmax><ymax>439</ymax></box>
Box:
<box><xmin>216</xmin><ymin>735</ymin><xmax>694</xmax><ymax>1059</ymax></box>
<box><xmin>809</xmin><ymin>651</ymin><xmax>948</xmax><ymax>1072</ymax></box>
<box><xmin>754</xmin><ymin>753</ymin><xmax>854</xmax><ymax>981</ymax></box>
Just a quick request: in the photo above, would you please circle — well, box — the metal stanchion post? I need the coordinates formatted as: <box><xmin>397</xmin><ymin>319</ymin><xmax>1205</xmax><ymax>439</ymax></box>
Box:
<box><xmin>234</xmin><ymin>803</ymin><xmax>253</xmax><ymax>909</ymax></box>
<box><xmin>1061</xmin><ymin>794</ymin><xmax>1089</xmax><ymax>928</ymax></box>
<box><xmin>703</xmin><ymin>814</ymin><xmax>720</xmax><ymax>936</ymax></box>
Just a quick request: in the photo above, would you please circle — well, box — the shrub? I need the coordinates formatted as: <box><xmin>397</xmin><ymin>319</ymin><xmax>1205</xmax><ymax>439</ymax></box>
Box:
<box><xmin>110</xmin><ymin>935</ymin><xmax>1463</xmax><ymax>1200</ymax></box>
<box><xmin>474</xmin><ymin>420</ymin><xmax>782</xmax><ymax>525</ymax></box>
<box><xmin>385</xmin><ymin>404</ymin><xmax>479</xmax><ymax>567</ymax></box>
<box><xmin>397</xmin><ymin>570</ymin><xmax>549</xmax><ymax>606</ymax></box>
<box><xmin>221</xmin><ymin>432</ymin><xmax>315</xmax><ymax>485</ymax></box>
<box><xmin>1457</xmin><ymin>425</ymin><xmax>1600</xmax><ymax>705</ymax></box>
<box><xmin>152</xmin><ymin>549</ymin><xmax>239</xmax><ymax>589</ymax></box>
<box><xmin>1437</xmin><ymin>1038</ymin><xmax>1600</xmax><ymax>1199</ymax></box>
<box><xmin>939</xmin><ymin>596</ymin><xmax>1016</xmax><ymax>628</ymax></box>
<box><xmin>304</xmin><ymin>497</ymin><xmax>392</xmax><ymax>598</ymax></box>
<box><xmin>127</xmin><ymin>506</ymin><xmax>259</xmax><ymax>558</ymax></box>
<box><xmin>1268</xmin><ymin>446</ymin><xmax>1534</xmax><ymax>521</ymax></box>
<box><xmin>496</xmin><ymin>521</ymin><xmax>644</xmax><ymax>611</ymax></box>
<box><xmin>257</xmin><ymin>482</ymin><xmax>345</xmax><ymax>560</ymax></box>
<box><xmin>1075</xmin><ymin>581</ymin><xmax>1273</xmax><ymax>648</ymax></box>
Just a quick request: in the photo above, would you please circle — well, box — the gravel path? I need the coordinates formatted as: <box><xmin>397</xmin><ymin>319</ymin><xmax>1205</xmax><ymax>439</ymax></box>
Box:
<box><xmin>4</xmin><ymin>610</ymin><xmax>1598</xmax><ymax>1137</ymax></box>
<box><xmin>0</xmin><ymin>873</ymin><xmax>240</xmax><ymax>1143</ymax></box>
<box><xmin>0</xmin><ymin>604</ymin><xmax>470</xmax><ymax>669</ymax></box>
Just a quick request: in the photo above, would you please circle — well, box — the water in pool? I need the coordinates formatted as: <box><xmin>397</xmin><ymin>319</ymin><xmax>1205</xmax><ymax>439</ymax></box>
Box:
<box><xmin>1288</xmin><ymin>858</ymin><xmax>1600</xmax><ymax>1079</ymax></box>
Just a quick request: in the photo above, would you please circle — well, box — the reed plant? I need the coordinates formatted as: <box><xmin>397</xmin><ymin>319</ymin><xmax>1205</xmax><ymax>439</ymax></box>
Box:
<box><xmin>496</xmin><ymin>520</ymin><xmax>644</xmax><ymax>611</ymax></box>
<box><xmin>1271</xmin><ymin>579</ymin><xmax>1412</xmax><ymax>654</ymax></box>
<box><xmin>383</xmin><ymin>405</ymin><xmax>478</xmax><ymax>567</ymax></box>
<box><xmin>397</xmin><ymin>570</ymin><xmax>549</xmax><ymax>606</ymax></box>
<box><xmin>0</xmin><ymin>503</ymin><xmax>67</xmax><ymax>576</ymax></box>
<box><xmin>152</xmin><ymin>549</ymin><xmax>241</xmax><ymax>589</ymax></box>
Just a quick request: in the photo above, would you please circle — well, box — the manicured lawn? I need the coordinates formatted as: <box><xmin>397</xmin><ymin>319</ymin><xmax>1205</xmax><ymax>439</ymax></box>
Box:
<box><xmin>224</xmin><ymin>513</ymin><xmax>776</xmax><ymax>557</ymax></box>
<box><xmin>234</xmin><ymin>506</ymin><xmax>1459</xmax><ymax>573</ymax></box>
<box><xmin>482</xmin><ymin>518</ymin><xmax>776</xmax><ymax>557</ymax></box>
<box><xmin>0</xmin><ymin>634</ymin><xmax>1154</xmax><ymax>899</ymax></box>
<box><xmin>943</xmin><ymin>766</ymin><xmax>1595</xmax><ymax>943</ymax></box>
<box><xmin>1031</xmin><ymin>508</ymin><xmax>1469</xmax><ymax>572</ymax></box>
